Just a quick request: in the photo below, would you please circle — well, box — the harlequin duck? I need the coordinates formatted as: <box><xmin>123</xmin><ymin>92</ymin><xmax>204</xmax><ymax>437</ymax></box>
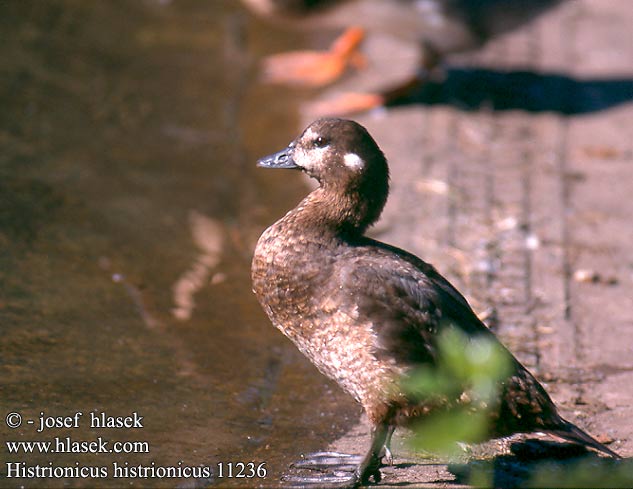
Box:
<box><xmin>251</xmin><ymin>118</ymin><xmax>621</xmax><ymax>486</ymax></box>
<box><xmin>242</xmin><ymin>0</ymin><xmax>566</xmax><ymax>113</ymax></box>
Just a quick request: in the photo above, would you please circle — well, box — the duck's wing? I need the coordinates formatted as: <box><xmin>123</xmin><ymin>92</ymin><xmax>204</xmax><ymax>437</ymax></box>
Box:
<box><xmin>335</xmin><ymin>240</ymin><xmax>494</xmax><ymax>366</ymax></box>
<box><xmin>334</xmin><ymin>242</ymin><xmax>561</xmax><ymax>429</ymax></box>
<box><xmin>333</xmin><ymin>240</ymin><xmax>622</xmax><ymax>455</ymax></box>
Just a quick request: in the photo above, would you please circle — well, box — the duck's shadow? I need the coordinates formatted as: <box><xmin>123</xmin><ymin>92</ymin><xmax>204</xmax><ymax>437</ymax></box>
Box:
<box><xmin>447</xmin><ymin>439</ymin><xmax>632</xmax><ymax>488</ymax></box>
<box><xmin>389</xmin><ymin>66</ymin><xmax>633</xmax><ymax>115</ymax></box>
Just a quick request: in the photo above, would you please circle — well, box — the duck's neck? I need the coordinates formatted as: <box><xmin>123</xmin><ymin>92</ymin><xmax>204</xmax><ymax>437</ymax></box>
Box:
<box><xmin>284</xmin><ymin>186</ymin><xmax>383</xmax><ymax>240</ymax></box>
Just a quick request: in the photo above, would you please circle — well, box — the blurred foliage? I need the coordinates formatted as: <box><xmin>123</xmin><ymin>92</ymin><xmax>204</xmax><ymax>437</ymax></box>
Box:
<box><xmin>401</xmin><ymin>324</ymin><xmax>512</xmax><ymax>457</ymax></box>
<box><xmin>400</xmin><ymin>323</ymin><xmax>631</xmax><ymax>488</ymax></box>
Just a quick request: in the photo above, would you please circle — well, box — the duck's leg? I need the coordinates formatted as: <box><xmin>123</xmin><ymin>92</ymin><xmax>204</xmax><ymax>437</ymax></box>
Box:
<box><xmin>356</xmin><ymin>422</ymin><xmax>390</xmax><ymax>484</ymax></box>
<box><xmin>261</xmin><ymin>27</ymin><xmax>365</xmax><ymax>87</ymax></box>
<box><xmin>282</xmin><ymin>423</ymin><xmax>391</xmax><ymax>488</ymax></box>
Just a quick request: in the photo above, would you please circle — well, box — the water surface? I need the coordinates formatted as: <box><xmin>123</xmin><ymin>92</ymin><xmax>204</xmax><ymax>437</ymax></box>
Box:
<box><xmin>0</xmin><ymin>1</ymin><xmax>357</xmax><ymax>487</ymax></box>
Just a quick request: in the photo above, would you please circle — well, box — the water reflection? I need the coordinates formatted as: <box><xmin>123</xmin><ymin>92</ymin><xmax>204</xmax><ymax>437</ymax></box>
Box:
<box><xmin>0</xmin><ymin>1</ymin><xmax>357</xmax><ymax>487</ymax></box>
<box><xmin>171</xmin><ymin>212</ymin><xmax>225</xmax><ymax>322</ymax></box>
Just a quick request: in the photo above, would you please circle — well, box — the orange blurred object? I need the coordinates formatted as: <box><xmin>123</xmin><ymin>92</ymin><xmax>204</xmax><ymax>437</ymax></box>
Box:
<box><xmin>261</xmin><ymin>26</ymin><xmax>366</xmax><ymax>87</ymax></box>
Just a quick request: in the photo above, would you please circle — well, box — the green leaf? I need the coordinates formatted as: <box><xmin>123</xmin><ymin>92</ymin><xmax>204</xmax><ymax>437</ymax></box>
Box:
<box><xmin>410</xmin><ymin>410</ymin><xmax>491</xmax><ymax>456</ymax></box>
<box><xmin>401</xmin><ymin>322</ymin><xmax>514</xmax><ymax>455</ymax></box>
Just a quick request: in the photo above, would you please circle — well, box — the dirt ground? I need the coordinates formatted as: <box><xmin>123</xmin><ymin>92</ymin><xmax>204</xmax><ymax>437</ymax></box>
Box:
<box><xmin>286</xmin><ymin>0</ymin><xmax>633</xmax><ymax>486</ymax></box>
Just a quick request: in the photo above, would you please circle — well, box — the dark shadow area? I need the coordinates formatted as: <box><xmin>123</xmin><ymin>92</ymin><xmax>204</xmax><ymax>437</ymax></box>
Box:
<box><xmin>389</xmin><ymin>66</ymin><xmax>633</xmax><ymax>115</ymax></box>
<box><xmin>448</xmin><ymin>439</ymin><xmax>632</xmax><ymax>488</ymax></box>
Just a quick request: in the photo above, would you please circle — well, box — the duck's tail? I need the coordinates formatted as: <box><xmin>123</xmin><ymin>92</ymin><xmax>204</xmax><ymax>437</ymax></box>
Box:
<box><xmin>548</xmin><ymin>418</ymin><xmax>622</xmax><ymax>459</ymax></box>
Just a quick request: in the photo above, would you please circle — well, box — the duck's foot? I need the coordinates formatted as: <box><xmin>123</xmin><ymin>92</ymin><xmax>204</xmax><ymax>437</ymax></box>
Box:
<box><xmin>283</xmin><ymin>451</ymin><xmax>379</xmax><ymax>488</ymax></box>
<box><xmin>260</xmin><ymin>27</ymin><xmax>365</xmax><ymax>87</ymax></box>
<box><xmin>282</xmin><ymin>469</ymin><xmax>360</xmax><ymax>489</ymax></box>
<box><xmin>283</xmin><ymin>424</ymin><xmax>391</xmax><ymax>487</ymax></box>
<box><xmin>292</xmin><ymin>451</ymin><xmax>364</xmax><ymax>471</ymax></box>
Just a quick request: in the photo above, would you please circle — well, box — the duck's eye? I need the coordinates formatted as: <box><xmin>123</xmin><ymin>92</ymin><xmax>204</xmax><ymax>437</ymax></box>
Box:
<box><xmin>313</xmin><ymin>137</ymin><xmax>328</xmax><ymax>148</ymax></box>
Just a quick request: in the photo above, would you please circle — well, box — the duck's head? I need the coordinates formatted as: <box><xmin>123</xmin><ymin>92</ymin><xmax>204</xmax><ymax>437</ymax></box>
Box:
<box><xmin>258</xmin><ymin>118</ymin><xmax>389</xmax><ymax>235</ymax></box>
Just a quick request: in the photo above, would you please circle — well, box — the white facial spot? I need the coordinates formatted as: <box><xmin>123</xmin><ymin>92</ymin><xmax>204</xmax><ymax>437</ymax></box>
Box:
<box><xmin>343</xmin><ymin>152</ymin><xmax>365</xmax><ymax>171</ymax></box>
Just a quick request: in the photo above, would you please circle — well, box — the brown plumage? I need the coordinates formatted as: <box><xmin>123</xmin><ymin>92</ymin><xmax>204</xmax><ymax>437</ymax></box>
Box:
<box><xmin>251</xmin><ymin>118</ymin><xmax>621</xmax><ymax>485</ymax></box>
